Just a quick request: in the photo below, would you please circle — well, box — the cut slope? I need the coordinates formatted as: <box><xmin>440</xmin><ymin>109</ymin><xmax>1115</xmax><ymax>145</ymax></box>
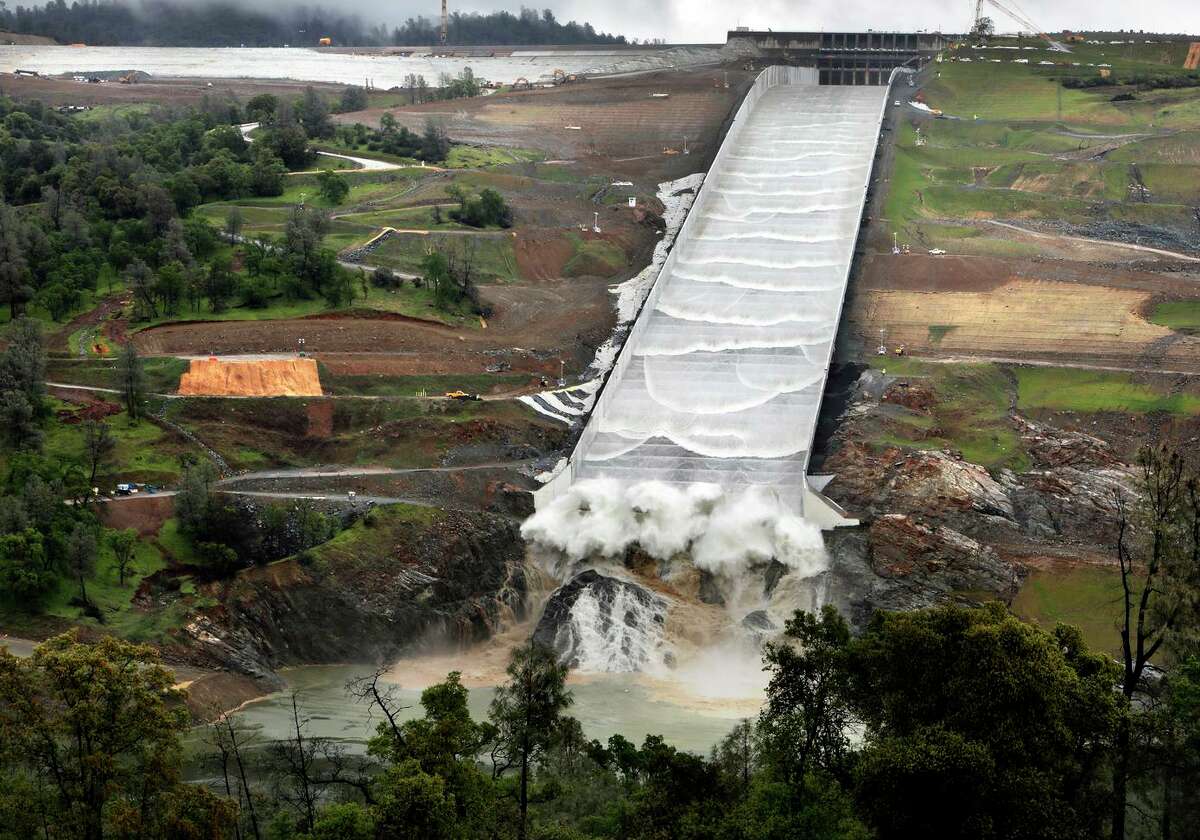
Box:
<box><xmin>177</xmin><ymin>358</ymin><xmax>322</xmax><ymax>397</ymax></box>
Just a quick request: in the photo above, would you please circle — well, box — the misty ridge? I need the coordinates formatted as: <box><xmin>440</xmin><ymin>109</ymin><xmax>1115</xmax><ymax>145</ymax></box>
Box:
<box><xmin>0</xmin><ymin>0</ymin><xmax>628</xmax><ymax>46</ymax></box>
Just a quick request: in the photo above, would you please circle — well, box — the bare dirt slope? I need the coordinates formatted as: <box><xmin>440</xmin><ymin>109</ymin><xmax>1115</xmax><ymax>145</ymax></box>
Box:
<box><xmin>177</xmin><ymin>358</ymin><xmax>323</xmax><ymax>397</ymax></box>
<box><xmin>339</xmin><ymin>68</ymin><xmax>754</xmax><ymax>181</ymax></box>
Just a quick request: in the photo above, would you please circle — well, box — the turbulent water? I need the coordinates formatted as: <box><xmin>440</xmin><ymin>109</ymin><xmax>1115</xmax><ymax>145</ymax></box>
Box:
<box><xmin>0</xmin><ymin>45</ymin><xmax>718</xmax><ymax>86</ymax></box>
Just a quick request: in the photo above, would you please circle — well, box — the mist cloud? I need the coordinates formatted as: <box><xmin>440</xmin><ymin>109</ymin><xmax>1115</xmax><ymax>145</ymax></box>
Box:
<box><xmin>193</xmin><ymin>0</ymin><xmax>1195</xmax><ymax>43</ymax></box>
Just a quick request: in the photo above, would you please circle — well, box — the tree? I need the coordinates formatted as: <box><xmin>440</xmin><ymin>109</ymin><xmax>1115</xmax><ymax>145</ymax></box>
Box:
<box><xmin>420</xmin><ymin>251</ymin><xmax>451</xmax><ymax>309</ymax></box>
<box><xmin>225</xmin><ymin>205</ymin><xmax>244</xmax><ymax>241</ymax></box>
<box><xmin>1</xmin><ymin>316</ymin><xmax>46</xmax><ymax>407</ymax></box>
<box><xmin>339</xmin><ymin>85</ymin><xmax>369</xmax><ymax>112</ymax></box>
<box><xmin>1112</xmin><ymin>446</ymin><xmax>1200</xmax><ymax>840</ymax></box>
<box><xmin>66</xmin><ymin>523</ymin><xmax>96</xmax><ymax>606</ymax></box>
<box><xmin>246</xmin><ymin>92</ymin><xmax>278</xmax><ymax>122</ymax></box>
<box><xmin>116</xmin><ymin>341</ymin><xmax>147</xmax><ymax>422</ymax></box>
<box><xmin>0</xmin><ymin>634</ymin><xmax>235</xmax><ymax>839</ymax></box>
<box><xmin>316</xmin><ymin>169</ymin><xmax>350</xmax><ymax>205</ymax></box>
<box><xmin>845</xmin><ymin>603</ymin><xmax>1119</xmax><ymax>840</ymax></box>
<box><xmin>366</xmin><ymin>671</ymin><xmax>497</xmax><ymax>836</ymax></box>
<box><xmin>421</xmin><ymin>119</ymin><xmax>450</xmax><ymax>162</ymax></box>
<box><xmin>175</xmin><ymin>460</ymin><xmax>220</xmax><ymax>538</ymax></box>
<box><xmin>249</xmin><ymin>146</ymin><xmax>288</xmax><ymax>196</ymax></box>
<box><xmin>298</xmin><ymin>86</ymin><xmax>334</xmax><ymax>139</ymax></box>
<box><xmin>446</xmin><ymin>182</ymin><xmax>468</xmax><ymax>215</ymax></box>
<box><xmin>0</xmin><ymin>202</ymin><xmax>33</xmax><ymax>318</ymax></box>
<box><xmin>126</xmin><ymin>257</ymin><xmax>159</xmax><ymax>320</ymax></box>
<box><xmin>0</xmin><ymin>529</ymin><xmax>55</xmax><ymax>604</ymax></box>
<box><xmin>0</xmin><ymin>317</ymin><xmax>46</xmax><ymax>451</ymax></box>
<box><xmin>759</xmin><ymin>605</ymin><xmax>855</xmax><ymax>789</ymax></box>
<box><xmin>489</xmin><ymin>641</ymin><xmax>574</xmax><ymax>840</ymax></box>
<box><xmin>81</xmin><ymin>419</ymin><xmax>114</xmax><ymax>491</ymax></box>
<box><xmin>109</xmin><ymin>527</ymin><xmax>138</xmax><ymax>587</ymax></box>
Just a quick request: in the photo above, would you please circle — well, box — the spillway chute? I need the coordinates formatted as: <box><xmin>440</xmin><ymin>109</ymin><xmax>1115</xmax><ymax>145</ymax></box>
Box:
<box><xmin>534</xmin><ymin>66</ymin><xmax>896</xmax><ymax>533</ymax></box>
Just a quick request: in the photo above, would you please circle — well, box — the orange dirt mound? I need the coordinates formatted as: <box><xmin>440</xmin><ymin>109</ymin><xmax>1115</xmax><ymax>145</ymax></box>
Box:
<box><xmin>177</xmin><ymin>358</ymin><xmax>322</xmax><ymax>397</ymax></box>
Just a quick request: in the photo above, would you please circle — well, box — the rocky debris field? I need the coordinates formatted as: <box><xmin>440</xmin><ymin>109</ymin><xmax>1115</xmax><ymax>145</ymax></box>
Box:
<box><xmin>819</xmin><ymin>368</ymin><xmax>1137</xmax><ymax>626</ymax></box>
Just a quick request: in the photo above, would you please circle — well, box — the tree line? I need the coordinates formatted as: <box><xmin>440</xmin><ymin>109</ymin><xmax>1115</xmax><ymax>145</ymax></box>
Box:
<box><xmin>0</xmin><ymin>2</ymin><xmax>625</xmax><ymax>47</ymax></box>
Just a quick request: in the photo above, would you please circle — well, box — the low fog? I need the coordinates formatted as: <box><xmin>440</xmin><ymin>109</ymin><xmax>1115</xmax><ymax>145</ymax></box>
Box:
<box><xmin>216</xmin><ymin>0</ymin><xmax>1193</xmax><ymax>44</ymax></box>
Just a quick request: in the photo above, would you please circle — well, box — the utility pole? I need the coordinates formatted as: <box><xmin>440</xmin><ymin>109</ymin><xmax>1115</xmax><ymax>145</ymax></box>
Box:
<box><xmin>440</xmin><ymin>0</ymin><xmax>448</xmax><ymax>46</ymax></box>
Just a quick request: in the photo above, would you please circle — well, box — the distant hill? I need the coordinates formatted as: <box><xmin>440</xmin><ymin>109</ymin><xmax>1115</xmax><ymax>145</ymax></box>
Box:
<box><xmin>0</xmin><ymin>1</ymin><xmax>626</xmax><ymax>48</ymax></box>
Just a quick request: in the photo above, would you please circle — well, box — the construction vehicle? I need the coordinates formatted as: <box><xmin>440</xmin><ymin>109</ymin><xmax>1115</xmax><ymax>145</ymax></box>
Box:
<box><xmin>318</xmin><ymin>36</ymin><xmax>332</xmax><ymax>46</ymax></box>
<box><xmin>118</xmin><ymin>70</ymin><xmax>138</xmax><ymax>84</ymax></box>
<box><xmin>444</xmin><ymin>390</ymin><xmax>481</xmax><ymax>401</ymax></box>
<box><xmin>512</xmin><ymin>77</ymin><xmax>532</xmax><ymax>90</ymax></box>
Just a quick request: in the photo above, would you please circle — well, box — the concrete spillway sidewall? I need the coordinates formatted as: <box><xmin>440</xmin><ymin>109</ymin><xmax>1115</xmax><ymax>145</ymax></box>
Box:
<box><xmin>799</xmin><ymin>66</ymin><xmax>912</xmax><ymax>474</ymax></box>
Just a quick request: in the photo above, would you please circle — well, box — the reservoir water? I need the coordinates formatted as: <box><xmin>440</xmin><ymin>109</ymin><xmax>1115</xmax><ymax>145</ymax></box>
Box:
<box><xmin>0</xmin><ymin>45</ymin><xmax>717</xmax><ymax>87</ymax></box>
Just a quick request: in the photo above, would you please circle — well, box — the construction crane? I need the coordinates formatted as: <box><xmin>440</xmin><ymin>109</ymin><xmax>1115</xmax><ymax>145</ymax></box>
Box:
<box><xmin>971</xmin><ymin>0</ymin><xmax>1069</xmax><ymax>52</ymax></box>
<box><xmin>440</xmin><ymin>0</ymin><xmax>448</xmax><ymax>46</ymax></box>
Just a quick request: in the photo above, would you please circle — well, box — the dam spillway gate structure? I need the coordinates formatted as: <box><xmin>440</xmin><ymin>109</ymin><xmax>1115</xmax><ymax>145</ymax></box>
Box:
<box><xmin>536</xmin><ymin>66</ymin><xmax>898</xmax><ymax>528</ymax></box>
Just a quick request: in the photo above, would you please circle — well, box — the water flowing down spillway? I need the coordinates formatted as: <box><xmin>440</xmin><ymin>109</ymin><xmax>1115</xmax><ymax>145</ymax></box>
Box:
<box><xmin>534</xmin><ymin>68</ymin><xmax>891</xmax><ymax>527</ymax></box>
<box><xmin>524</xmin><ymin>69</ymin><xmax>896</xmax><ymax>682</ymax></box>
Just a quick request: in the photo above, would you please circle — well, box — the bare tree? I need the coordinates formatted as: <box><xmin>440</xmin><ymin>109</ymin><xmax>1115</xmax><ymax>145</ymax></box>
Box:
<box><xmin>81</xmin><ymin>419</ymin><xmax>114</xmax><ymax>492</ymax></box>
<box><xmin>205</xmin><ymin>708</ymin><xmax>263</xmax><ymax>840</ymax></box>
<box><xmin>1111</xmin><ymin>445</ymin><xmax>1200</xmax><ymax>840</ymax></box>
<box><xmin>265</xmin><ymin>692</ymin><xmax>376</xmax><ymax>831</ymax></box>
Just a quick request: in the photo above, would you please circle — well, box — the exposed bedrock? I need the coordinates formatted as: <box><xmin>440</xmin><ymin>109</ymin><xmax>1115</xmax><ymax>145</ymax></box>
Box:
<box><xmin>176</xmin><ymin>509</ymin><xmax>528</xmax><ymax>689</ymax></box>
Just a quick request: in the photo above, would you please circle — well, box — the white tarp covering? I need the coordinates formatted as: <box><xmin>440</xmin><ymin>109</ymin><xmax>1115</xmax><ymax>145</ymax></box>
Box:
<box><xmin>538</xmin><ymin>67</ymin><xmax>890</xmax><ymax>516</ymax></box>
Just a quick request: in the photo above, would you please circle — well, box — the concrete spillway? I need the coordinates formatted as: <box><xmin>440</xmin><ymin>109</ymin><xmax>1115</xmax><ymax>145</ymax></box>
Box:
<box><xmin>537</xmin><ymin>67</ymin><xmax>893</xmax><ymax>527</ymax></box>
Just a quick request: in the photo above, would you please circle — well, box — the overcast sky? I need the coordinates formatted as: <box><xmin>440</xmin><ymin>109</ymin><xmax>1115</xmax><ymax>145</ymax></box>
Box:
<box><xmin>380</xmin><ymin>0</ymin><xmax>1192</xmax><ymax>42</ymax></box>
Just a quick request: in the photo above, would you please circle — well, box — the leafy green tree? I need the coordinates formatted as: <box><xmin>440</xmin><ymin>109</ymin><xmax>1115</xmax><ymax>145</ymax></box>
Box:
<box><xmin>845</xmin><ymin>603</ymin><xmax>1119</xmax><ymax>840</ymax></box>
<box><xmin>368</xmin><ymin>671</ymin><xmax>497</xmax><ymax>836</ymax></box>
<box><xmin>249</xmin><ymin>146</ymin><xmax>288</xmax><ymax>196</ymax></box>
<box><xmin>126</xmin><ymin>257</ymin><xmax>159</xmax><ymax>320</ymax></box>
<box><xmin>1</xmin><ymin>316</ymin><xmax>46</xmax><ymax>410</ymax></box>
<box><xmin>306</xmin><ymin>802</ymin><xmax>375</xmax><ymax>839</ymax></box>
<box><xmin>490</xmin><ymin>641</ymin><xmax>574</xmax><ymax>840</ymax></box>
<box><xmin>759</xmin><ymin>605</ymin><xmax>854</xmax><ymax>789</ymax></box>
<box><xmin>478</xmin><ymin>187</ymin><xmax>513</xmax><ymax>227</ymax></box>
<box><xmin>0</xmin><ymin>634</ymin><xmax>236</xmax><ymax>839</ymax></box>
<box><xmin>0</xmin><ymin>389</ymin><xmax>41</xmax><ymax>451</ymax></box>
<box><xmin>109</xmin><ymin>527</ymin><xmax>138</xmax><ymax>587</ymax></box>
<box><xmin>372</xmin><ymin>762</ymin><xmax>458</xmax><ymax>840</ymax></box>
<box><xmin>0</xmin><ymin>529</ymin><xmax>55</xmax><ymax>604</ymax></box>
<box><xmin>297</xmin><ymin>87</ymin><xmax>334</xmax><ymax>139</ymax></box>
<box><xmin>316</xmin><ymin>169</ymin><xmax>350</xmax><ymax>205</ymax></box>
<box><xmin>421</xmin><ymin>119</ymin><xmax>451</xmax><ymax>162</ymax></box>
<box><xmin>264</xmin><ymin>122</ymin><xmax>312</xmax><ymax>170</ymax></box>
<box><xmin>421</xmin><ymin>251</ymin><xmax>451</xmax><ymax>309</ymax></box>
<box><xmin>0</xmin><ymin>202</ymin><xmax>33</xmax><ymax>318</ymax></box>
<box><xmin>339</xmin><ymin>86</ymin><xmax>370</xmax><ymax>113</ymax></box>
<box><xmin>66</xmin><ymin>523</ymin><xmax>97</xmax><ymax>606</ymax></box>
<box><xmin>175</xmin><ymin>461</ymin><xmax>219</xmax><ymax>538</ymax></box>
<box><xmin>116</xmin><ymin>341</ymin><xmax>147</xmax><ymax>422</ymax></box>
<box><xmin>205</xmin><ymin>255</ymin><xmax>238</xmax><ymax>312</ymax></box>
<box><xmin>247</xmin><ymin>93</ymin><xmax>279</xmax><ymax>122</ymax></box>
<box><xmin>35</xmin><ymin>281</ymin><xmax>78</xmax><ymax>321</ymax></box>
